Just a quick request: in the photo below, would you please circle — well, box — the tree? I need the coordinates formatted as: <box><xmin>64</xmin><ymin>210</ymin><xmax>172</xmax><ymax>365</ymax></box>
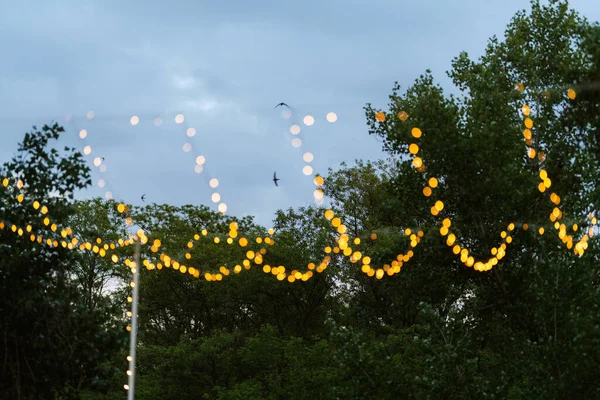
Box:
<box><xmin>0</xmin><ymin>124</ymin><xmax>125</xmax><ymax>399</ymax></box>
<box><xmin>69</xmin><ymin>198</ymin><xmax>131</xmax><ymax>310</ymax></box>
<box><xmin>359</xmin><ymin>0</ymin><xmax>600</xmax><ymax>397</ymax></box>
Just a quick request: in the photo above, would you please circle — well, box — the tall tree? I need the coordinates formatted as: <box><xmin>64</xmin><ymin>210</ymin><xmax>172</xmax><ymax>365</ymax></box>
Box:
<box><xmin>360</xmin><ymin>0</ymin><xmax>600</xmax><ymax>397</ymax></box>
<box><xmin>0</xmin><ymin>124</ymin><xmax>125</xmax><ymax>399</ymax></box>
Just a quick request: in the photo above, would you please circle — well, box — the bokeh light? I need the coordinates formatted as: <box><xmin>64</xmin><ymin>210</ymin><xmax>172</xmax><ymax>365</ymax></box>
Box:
<box><xmin>211</xmin><ymin>193</ymin><xmax>221</xmax><ymax>203</ymax></box>
<box><xmin>175</xmin><ymin>114</ymin><xmax>185</xmax><ymax>124</ymax></box>
<box><xmin>326</xmin><ymin>112</ymin><xmax>337</xmax><ymax>123</ymax></box>
<box><xmin>83</xmin><ymin>146</ymin><xmax>92</xmax><ymax>155</ymax></box>
<box><xmin>303</xmin><ymin>115</ymin><xmax>315</xmax><ymax>126</ymax></box>
<box><xmin>183</xmin><ymin>143</ymin><xmax>192</xmax><ymax>152</ymax></box>
<box><xmin>186</xmin><ymin>128</ymin><xmax>196</xmax><ymax>137</ymax></box>
<box><xmin>209</xmin><ymin>178</ymin><xmax>219</xmax><ymax>188</ymax></box>
<box><xmin>79</xmin><ymin>129</ymin><xmax>87</xmax><ymax>139</ymax></box>
<box><xmin>303</xmin><ymin>166</ymin><xmax>313</xmax><ymax>175</ymax></box>
<box><xmin>303</xmin><ymin>152</ymin><xmax>314</xmax><ymax>162</ymax></box>
<box><xmin>290</xmin><ymin>125</ymin><xmax>301</xmax><ymax>135</ymax></box>
<box><xmin>292</xmin><ymin>138</ymin><xmax>302</xmax><ymax>148</ymax></box>
<box><xmin>130</xmin><ymin>115</ymin><xmax>139</xmax><ymax>125</ymax></box>
<box><xmin>196</xmin><ymin>155</ymin><xmax>206</xmax><ymax>165</ymax></box>
<box><xmin>194</xmin><ymin>165</ymin><xmax>203</xmax><ymax>174</ymax></box>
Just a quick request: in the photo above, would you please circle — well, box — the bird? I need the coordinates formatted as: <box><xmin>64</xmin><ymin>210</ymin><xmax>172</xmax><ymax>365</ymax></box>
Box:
<box><xmin>101</xmin><ymin>157</ymin><xmax>105</xmax><ymax>161</ymax></box>
<box><xmin>274</xmin><ymin>102</ymin><xmax>289</xmax><ymax>108</ymax></box>
<box><xmin>273</xmin><ymin>172</ymin><xmax>280</xmax><ymax>187</ymax></box>
<box><xmin>141</xmin><ymin>194</ymin><xmax>146</xmax><ymax>202</ymax></box>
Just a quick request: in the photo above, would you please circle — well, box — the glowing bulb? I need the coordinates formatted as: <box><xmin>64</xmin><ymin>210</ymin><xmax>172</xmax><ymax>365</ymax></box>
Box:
<box><xmin>303</xmin><ymin>152</ymin><xmax>314</xmax><ymax>162</ymax></box>
<box><xmin>292</xmin><ymin>138</ymin><xmax>302</xmax><ymax>147</ymax></box>
<box><xmin>211</xmin><ymin>192</ymin><xmax>221</xmax><ymax>202</ymax></box>
<box><xmin>303</xmin><ymin>115</ymin><xmax>315</xmax><ymax>126</ymax></box>
<box><xmin>218</xmin><ymin>203</ymin><xmax>227</xmax><ymax>213</ymax></box>
<box><xmin>99</xmin><ymin>165</ymin><xmax>107</xmax><ymax>172</ymax></box>
<box><xmin>196</xmin><ymin>155</ymin><xmax>206</xmax><ymax>165</ymax></box>
<box><xmin>290</xmin><ymin>125</ymin><xmax>301</xmax><ymax>135</ymax></box>
<box><xmin>175</xmin><ymin>114</ymin><xmax>185</xmax><ymax>124</ymax></box>
<box><xmin>186</xmin><ymin>128</ymin><xmax>196</xmax><ymax>137</ymax></box>
<box><xmin>130</xmin><ymin>115</ymin><xmax>139</xmax><ymax>125</ymax></box>
<box><xmin>313</xmin><ymin>189</ymin><xmax>324</xmax><ymax>200</ymax></box>
<box><xmin>98</xmin><ymin>179</ymin><xmax>105</xmax><ymax>188</ymax></box>
<box><xmin>194</xmin><ymin>165</ymin><xmax>203</xmax><ymax>174</ymax></box>
<box><xmin>86</xmin><ymin>111</ymin><xmax>94</xmax><ymax>120</ymax></box>
<box><xmin>411</xmin><ymin>128</ymin><xmax>422</xmax><ymax>138</ymax></box>
<box><xmin>83</xmin><ymin>145</ymin><xmax>92</xmax><ymax>155</ymax></box>
<box><xmin>183</xmin><ymin>143</ymin><xmax>192</xmax><ymax>152</ymax></box>
<box><xmin>326</xmin><ymin>112</ymin><xmax>337</xmax><ymax>122</ymax></box>
<box><xmin>105</xmin><ymin>191</ymin><xmax>113</xmax><ymax>200</ymax></box>
<box><xmin>303</xmin><ymin>165</ymin><xmax>313</xmax><ymax>175</ymax></box>
<box><xmin>93</xmin><ymin>157</ymin><xmax>102</xmax><ymax>167</ymax></box>
<box><xmin>209</xmin><ymin>178</ymin><xmax>219</xmax><ymax>188</ymax></box>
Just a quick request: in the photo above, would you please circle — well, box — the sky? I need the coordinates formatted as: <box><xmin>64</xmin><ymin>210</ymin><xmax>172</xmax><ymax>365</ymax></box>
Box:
<box><xmin>1</xmin><ymin>0</ymin><xmax>599</xmax><ymax>227</ymax></box>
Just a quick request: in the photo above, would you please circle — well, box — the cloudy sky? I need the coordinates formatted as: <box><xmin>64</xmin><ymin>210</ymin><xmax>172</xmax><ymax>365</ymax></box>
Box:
<box><xmin>1</xmin><ymin>0</ymin><xmax>598</xmax><ymax>227</ymax></box>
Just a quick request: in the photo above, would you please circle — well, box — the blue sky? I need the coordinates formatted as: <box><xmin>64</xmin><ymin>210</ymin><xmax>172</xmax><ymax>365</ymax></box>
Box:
<box><xmin>1</xmin><ymin>0</ymin><xmax>598</xmax><ymax>227</ymax></box>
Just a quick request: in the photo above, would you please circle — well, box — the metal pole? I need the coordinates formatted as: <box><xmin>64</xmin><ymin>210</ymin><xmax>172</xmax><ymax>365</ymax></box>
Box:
<box><xmin>127</xmin><ymin>240</ymin><xmax>141</xmax><ymax>400</ymax></box>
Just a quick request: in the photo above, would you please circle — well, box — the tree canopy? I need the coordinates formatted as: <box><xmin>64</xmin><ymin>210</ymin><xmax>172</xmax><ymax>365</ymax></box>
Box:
<box><xmin>1</xmin><ymin>1</ymin><xmax>599</xmax><ymax>399</ymax></box>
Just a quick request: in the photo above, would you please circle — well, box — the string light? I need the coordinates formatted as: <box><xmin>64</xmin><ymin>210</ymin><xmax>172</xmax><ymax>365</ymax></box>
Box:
<box><xmin>1</xmin><ymin>86</ymin><xmax>597</xmax><ymax>286</ymax></box>
<box><xmin>176</xmin><ymin>116</ymin><xmax>228</xmax><ymax>215</ymax></box>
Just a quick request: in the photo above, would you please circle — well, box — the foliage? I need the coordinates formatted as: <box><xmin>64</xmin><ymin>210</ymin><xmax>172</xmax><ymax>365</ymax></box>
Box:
<box><xmin>0</xmin><ymin>124</ymin><xmax>125</xmax><ymax>399</ymax></box>
<box><xmin>3</xmin><ymin>1</ymin><xmax>600</xmax><ymax>399</ymax></box>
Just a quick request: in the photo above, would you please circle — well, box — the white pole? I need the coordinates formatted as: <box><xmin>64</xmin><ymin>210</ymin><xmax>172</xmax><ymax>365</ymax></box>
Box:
<box><xmin>127</xmin><ymin>240</ymin><xmax>141</xmax><ymax>400</ymax></box>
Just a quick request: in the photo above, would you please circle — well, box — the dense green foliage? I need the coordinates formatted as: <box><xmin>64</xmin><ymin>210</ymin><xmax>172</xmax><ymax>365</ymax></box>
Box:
<box><xmin>1</xmin><ymin>1</ymin><xmax>599</xmax><ymax>399</ymax></box>
<box><xmin>0</xmin><ymin>125</ymin><xmax>125</xmax><ymax>399</ymax></box>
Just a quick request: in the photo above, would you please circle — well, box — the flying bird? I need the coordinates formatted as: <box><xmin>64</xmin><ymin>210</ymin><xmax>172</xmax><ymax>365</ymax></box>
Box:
<box><xmin>273</xmin><ymin>172</ymin><xmax>280</xmax><ymax>187</ymax></box>
<box><xmin>141</xmin><ymin>194</ymin><xmax>146</xmax><ymax>202</ymax></box>
<box><xmin>274</xmin><ymin>102</ymin><xmax>289</xmax><ymax>108</ymax></box>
